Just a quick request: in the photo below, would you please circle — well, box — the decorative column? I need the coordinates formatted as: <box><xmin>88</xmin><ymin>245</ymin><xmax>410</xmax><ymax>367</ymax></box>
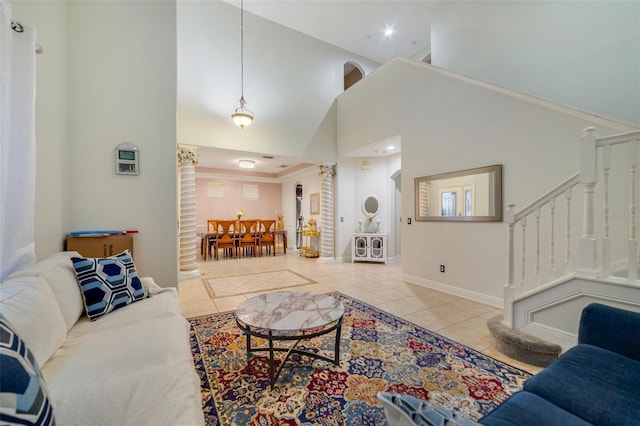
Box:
<box><xmin>318</xmin><ymin>163</ymin><xmax>336</xmax><ymax>261</ymax></box>
<box><xmin>178</xmin><ymin>145</ymin><xmax>200</xmax><ymax>280</ymax></box>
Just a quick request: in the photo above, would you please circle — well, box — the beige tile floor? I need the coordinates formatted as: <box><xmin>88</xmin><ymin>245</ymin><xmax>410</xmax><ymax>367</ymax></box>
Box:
<box><xmin>179</xmin><ymin>252</ymin><xmax>542</xmax><ymax>375</ymax></box>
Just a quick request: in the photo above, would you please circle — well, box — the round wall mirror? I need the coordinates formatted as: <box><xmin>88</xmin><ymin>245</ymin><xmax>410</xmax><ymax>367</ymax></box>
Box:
<box><xmin>362</xmin><ymin>195</ymin><xmax>380</xmax><ymax>218</ymax></box>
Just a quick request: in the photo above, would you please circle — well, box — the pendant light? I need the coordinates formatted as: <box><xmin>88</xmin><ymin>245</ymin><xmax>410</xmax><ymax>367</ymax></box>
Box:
<box><xmin>231</xmin><ymin>0</ymin><xmax>254</xmax><ymax>129</ymax></box>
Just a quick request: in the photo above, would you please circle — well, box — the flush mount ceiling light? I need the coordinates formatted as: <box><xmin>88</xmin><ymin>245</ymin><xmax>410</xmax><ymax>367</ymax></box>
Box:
<box><xmin>238</xmin><ymin>159</ymin><xmax>255</xmax><ymax>169</ymax></box>
<box><xmin>384</xmin><ymin>27</ymin><xmax>394</xmax><ymax>37</ymax></box>
<box><xmin>231</xmin><ymin>0</ymin><xmax>254</xmax><ymax>129</ymax></box>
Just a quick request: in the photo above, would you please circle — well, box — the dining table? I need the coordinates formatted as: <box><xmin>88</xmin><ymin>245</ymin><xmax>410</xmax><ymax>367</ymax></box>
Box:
<box><xmin>200</xmin><ymin>224</ymin><xmax>288</xmax><ymax>260</ymax></box>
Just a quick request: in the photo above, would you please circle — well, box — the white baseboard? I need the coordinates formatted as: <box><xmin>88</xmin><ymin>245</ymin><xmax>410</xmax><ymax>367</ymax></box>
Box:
<box><xmin>178</xmin><ymin>269</ymin><xmax>201</xmax><ymax>281</ymax></box>
<box><xmin>401</xmin><ymin>273</ymin><xmax>503</xmax><ymax>308</ymax></box>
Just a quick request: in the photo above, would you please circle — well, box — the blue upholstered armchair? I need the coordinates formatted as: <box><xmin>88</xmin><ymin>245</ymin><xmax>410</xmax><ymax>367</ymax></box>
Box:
<box><xmin>480</xmin><ymin>303</ymin><xmax>640</xmax><ymax>426</ymax></box>
<box><xmin>379</xmin><ymin>303</ymin><xmax>640</xmax><ymax>426</ymax></box>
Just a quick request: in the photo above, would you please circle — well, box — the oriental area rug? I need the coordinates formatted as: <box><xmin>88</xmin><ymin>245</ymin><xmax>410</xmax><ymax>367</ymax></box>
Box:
<box><xmin>189</xmin><ymin>292</ymin><xmax>530</xmax><ymax>426</ymax></box>
<box><xmin>205</xmin><ymin>270</ymin><xmax>315</xmax><ymax>298</ymax></box>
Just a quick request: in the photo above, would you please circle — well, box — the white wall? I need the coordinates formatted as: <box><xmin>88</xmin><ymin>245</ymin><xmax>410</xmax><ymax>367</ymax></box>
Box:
<box><xmin>65</xmin><ymin>1</ymin><xmax>179</xmax><ymax>286</ymax></box>
<box><xmin>432</xmin><ymin>1</ymin><xmax>640</xmax><ymax>126</ymax></box>
<box><xmin>177</xmin><ymin>1</ymin><xmax>378</xmax><ymax>162</ymax></box>
<box><xmin>12</xmin><ymin>1</ymin><xmax>178</xmax><ymax>286</ymax></box>
<box><xmin>194</xmin><ymin>176</ymin><xmax>283</xmax><ymax>234</ymax></box>
<box><xmin>338</xmin><ymin>58</ymin><xmax>635</xmax><ymax>304</ymax></box>
<box><xmin>12</xmin><ymin>1</ymin><xmax>69</xmax><ymax>259</ymax></box>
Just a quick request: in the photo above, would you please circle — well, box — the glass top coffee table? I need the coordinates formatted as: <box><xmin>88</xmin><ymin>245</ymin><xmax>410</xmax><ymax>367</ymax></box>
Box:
<box><xmin>235</xmin><ymin>291</ymin><xmax>345</xmax><ymax>389</ymax></box>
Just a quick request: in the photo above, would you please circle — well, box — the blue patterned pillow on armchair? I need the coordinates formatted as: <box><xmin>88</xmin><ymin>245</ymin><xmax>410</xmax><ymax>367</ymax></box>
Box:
<box><xmin>71</xmin><ymin>250</ymin><xmax>147</xmax><ymax>321</ymax></box>
<box><xmin>0</xmin><ymin>314</ymin><xmax>56</xmax><ymax>426</ymax></box>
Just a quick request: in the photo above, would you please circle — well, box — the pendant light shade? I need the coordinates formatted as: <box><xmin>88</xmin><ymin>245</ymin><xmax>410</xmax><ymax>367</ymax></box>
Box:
<box><xmin>231</xmin><ymin>96</ymin><xmax>253</xmax><ymax>129</ymax></box>
<box><xmin>231</xmin><ymin>0</ymin><xmax>253</xmax><ymax>128</ymax></box>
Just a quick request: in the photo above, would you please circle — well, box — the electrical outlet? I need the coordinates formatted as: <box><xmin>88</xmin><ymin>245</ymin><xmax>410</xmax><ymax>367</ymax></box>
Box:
<box><xmin>440</xmin><ymin>265</ymin><xmax>445</xmax><ymax>273</ymax></box>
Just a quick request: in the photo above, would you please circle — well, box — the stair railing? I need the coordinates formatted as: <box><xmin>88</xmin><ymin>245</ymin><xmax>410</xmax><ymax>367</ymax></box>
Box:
<box><xmin>503</xmin><ymin>128</ymin><xmax>640</xmax><ymax>327</ymax></box>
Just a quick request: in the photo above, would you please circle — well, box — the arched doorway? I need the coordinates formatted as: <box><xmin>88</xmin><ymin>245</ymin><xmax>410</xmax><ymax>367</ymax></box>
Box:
<box><xmin>344</xmin><ymin>61</ymin><xmax>364</xmax><ymax>90</ymax></box>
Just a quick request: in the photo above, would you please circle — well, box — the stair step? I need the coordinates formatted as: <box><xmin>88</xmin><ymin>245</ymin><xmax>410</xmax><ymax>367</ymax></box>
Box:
<box><xmin>487</xmin><ymin>315</ymin><xmax>562</xmax><ymax>367</ymax></box>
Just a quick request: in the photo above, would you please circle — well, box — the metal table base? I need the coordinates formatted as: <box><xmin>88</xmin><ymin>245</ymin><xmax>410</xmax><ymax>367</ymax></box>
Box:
<box><xmin>236</xmin><ymin>316</ymin><xmax>343</xmax><ymax>389</ymax></box>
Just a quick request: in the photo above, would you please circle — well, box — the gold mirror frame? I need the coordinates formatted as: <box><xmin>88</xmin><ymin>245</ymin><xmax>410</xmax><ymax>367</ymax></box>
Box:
<box><xmin>414</xmin><ymin>164</ymin><xmax>502</xmax><ymax>222</ymax></box>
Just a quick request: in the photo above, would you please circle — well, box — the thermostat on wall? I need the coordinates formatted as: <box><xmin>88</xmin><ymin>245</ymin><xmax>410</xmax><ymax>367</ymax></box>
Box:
<box><xmin>115</xmin><ymin>142</ymin><xmax>139</xmax><ymax>175</ymax></box>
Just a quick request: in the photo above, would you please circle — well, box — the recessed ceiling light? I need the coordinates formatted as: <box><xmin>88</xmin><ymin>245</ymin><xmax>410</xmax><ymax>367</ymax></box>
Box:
<box><xmin>387</xmin><ymin>145</ymin><xmax>395</xmax><ymax>150</ymax></box>
<box><xmin>384</xmin><ymin>27</ymin><xmax>394</xmax><ymax>37</ymax></box>
<box><xmin>238</xmin><ymin>159</ymin><xmax>255</xmax><ymax>169</ymax></box>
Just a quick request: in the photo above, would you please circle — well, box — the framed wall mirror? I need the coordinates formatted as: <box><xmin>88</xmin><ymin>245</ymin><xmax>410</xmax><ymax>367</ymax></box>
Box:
<box><xmin>362</xmin><ymin>195</ymin><xmax>380</xmax><ymax>218</ymax></box>
<box><xmin>414</xmin><ymin>164</ymin><xmax>502</xmax><ymax>222</ymax></box>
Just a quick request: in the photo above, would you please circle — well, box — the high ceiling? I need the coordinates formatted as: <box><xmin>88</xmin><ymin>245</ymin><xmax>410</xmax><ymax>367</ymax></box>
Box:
<box><xmin>197</xmin><ymin>1</ymin><xmax>439</xmax><ymax>176</ymax></box>
<box><xmin>223</xmin><ymin>0</ymin><xmax>439</xmax><ymax>64</ymax></box>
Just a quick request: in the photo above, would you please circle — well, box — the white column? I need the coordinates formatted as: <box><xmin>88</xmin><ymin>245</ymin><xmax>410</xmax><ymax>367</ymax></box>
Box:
<box><xmin>319</xmin><ymin>164</ymin><xmax>336</xmax><ymax>261</ymax></box>
<box><xmin>178</xmin><ymin>146</ymin><xmax>200</xmax><ymax>280</ymax></box>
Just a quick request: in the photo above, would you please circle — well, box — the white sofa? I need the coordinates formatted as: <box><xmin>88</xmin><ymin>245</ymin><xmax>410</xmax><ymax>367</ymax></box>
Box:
<box><xmin>0</xmin><ymin>251</ymin><xmax>204</xmax><ymax>426</ymax></box>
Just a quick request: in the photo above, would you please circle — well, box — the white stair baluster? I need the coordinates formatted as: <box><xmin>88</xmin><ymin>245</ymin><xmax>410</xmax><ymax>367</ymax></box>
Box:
<box><xmin>565</xmin><ymin>187</ymin><xmax>573</xmax><ymax>272</ymax></box>
<box><xmin>535</xmin><ymin>207</ymin><xmax>541</xmax><ymax>283</ymax></box>
<box><xmin>549</xmin><ymin>198</ymin><xmax>556</xmax><ymax>278</ymax></box>
<box><xmin>628</xmin><ymin>141</ymin><xmax>638</xmax><ymax>281</ymax></box>
<box><xmin>521</xmin><ymin>215</ymin><xmax>527</xmax><ymax>290</ymax></box>
<box><xmin>602</xmin><ymin>144</ymin><xmax>611</xmax><ymax>277</ymax></box>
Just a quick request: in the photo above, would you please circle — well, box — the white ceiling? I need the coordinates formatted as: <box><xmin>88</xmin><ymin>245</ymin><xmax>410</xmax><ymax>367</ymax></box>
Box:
<box><xmin>223</xmin><ymin>0</ymin><xmax>439</xmax><ymax>64</ymax></box>
<box><xmin>197</xmin><ymin>1</ymin><xmax>439</xmax><ymax>175</ymax></box>
<box><xmin>196</xmin><ymin>146</ymin><xmax>314</xmax><ymax>176</ymax></box>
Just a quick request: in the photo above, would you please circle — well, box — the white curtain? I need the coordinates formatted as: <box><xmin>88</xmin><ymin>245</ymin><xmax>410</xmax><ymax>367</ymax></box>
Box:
<box><xmin>0</xmin><ymin>0</ymin><xmax>37</xmax><ymax>281</ymax></box>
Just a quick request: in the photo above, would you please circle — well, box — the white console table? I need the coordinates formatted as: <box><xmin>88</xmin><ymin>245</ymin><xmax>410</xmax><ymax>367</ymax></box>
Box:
<box><xmin>352</xmin><ymin>233</ymin><xmax>386</xmax><ymax>264</ymax></box>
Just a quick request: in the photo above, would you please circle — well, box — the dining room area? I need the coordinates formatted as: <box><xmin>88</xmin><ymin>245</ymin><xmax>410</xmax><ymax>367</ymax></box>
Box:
<box><xmin>191</xmin><ymin>149</ymin><xmax>325</xmax><ymax>264</ymax></box>
<box><xmin>192</xmin><ymin>142</ymin><xmax>332</xmax><ymax>265</ymax></box>
<box><xmin>200</xmin><ymin>217</ymin><xmax>289</xmax><ymax>261</ymax></box>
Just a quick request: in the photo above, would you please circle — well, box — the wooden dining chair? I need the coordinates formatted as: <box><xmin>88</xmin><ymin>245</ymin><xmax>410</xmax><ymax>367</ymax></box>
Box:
<box><xmin>214</xmin><ymin>220</ymin><xmax>237</xmax><ymax>259</ymax></box>
<box><xmin>204</xmin><ymin>220</ymin><xmax>218</xmax><ymax>260</ymax></box>
<box><xmin>257</xmin><ymin>219</ymin><xmax>276</xmax><ymax>256</ymax></box>
<box><xmin>238</xmin><ymin>220</ymin><xmax>258</xmax><ymax>257</ymax></box>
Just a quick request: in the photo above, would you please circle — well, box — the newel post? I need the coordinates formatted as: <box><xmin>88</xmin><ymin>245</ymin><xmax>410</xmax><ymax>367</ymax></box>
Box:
<box><xmin>579</xmin><ymin>127</ymin><xmax>598</xmax><ymax>275</ymax></box>
<box><xmin>503</xmin><ymin>204</ymin><xmax>516</xmax><ymax>327</ymax></box>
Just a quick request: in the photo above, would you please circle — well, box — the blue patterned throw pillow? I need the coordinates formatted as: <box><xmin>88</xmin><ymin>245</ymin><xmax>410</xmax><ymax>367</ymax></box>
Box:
<box><xmin>377</xmin><ymin>392</ymin><xmax>481</xmax><ymax>426</ymax></box>
<box><xmin>0</xmin><ymin>314</ymin><xmax>56</xmax><ymax>426</ymax></box>
<box><xmin>71</xmin><ymin>250</ymin><xmax>147</xmax><ymax>321</ymax></box>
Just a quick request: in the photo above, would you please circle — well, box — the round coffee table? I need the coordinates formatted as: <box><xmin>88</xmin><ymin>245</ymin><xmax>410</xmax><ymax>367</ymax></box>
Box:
<box><xmin>235</xmin><ymin>291</ymin><xmax>345</xmax><ymax>389</ymax></box>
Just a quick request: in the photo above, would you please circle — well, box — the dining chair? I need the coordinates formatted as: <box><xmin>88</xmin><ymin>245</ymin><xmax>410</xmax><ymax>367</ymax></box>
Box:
<box><xmin>257</xmin><ymin>219</ymin><xmax>276</xmax><ymax>256</ymax></box>
<box><xmin>214</xmin><ymin>220</ymin><xmax>238</xmax><ymax>259</ymax></box>
<box><xmin>204</xmin><ymin>220</ymin><xmax>218</xmax><ymax>260</ymax></box>
<box><xmin>238</xmin><ymin>220</ymin><xmax>258</xmax><ymax>257</ymax></box>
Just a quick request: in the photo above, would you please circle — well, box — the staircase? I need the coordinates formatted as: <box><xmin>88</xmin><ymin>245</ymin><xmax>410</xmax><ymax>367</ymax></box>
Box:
<box><xmin>492</xmin><ymin>128</ymin><xmax>640</xmax><ymax>365</ymax></box>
